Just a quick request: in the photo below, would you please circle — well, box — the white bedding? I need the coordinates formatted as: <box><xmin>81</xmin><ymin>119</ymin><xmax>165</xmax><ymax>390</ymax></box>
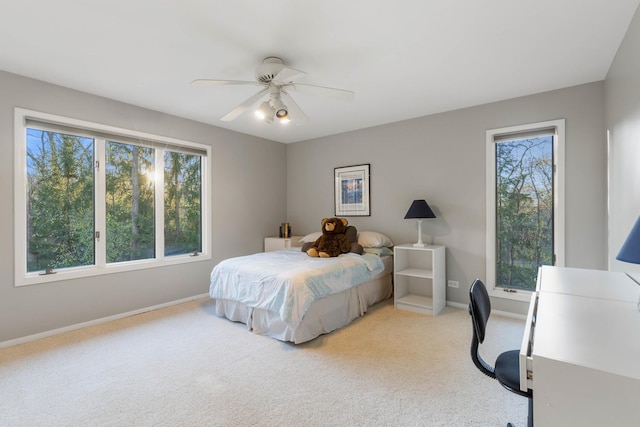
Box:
<box><xmin>209</xmin><ymin>251</ymin><xmax>385</xmax><ymax>331</ymax></box>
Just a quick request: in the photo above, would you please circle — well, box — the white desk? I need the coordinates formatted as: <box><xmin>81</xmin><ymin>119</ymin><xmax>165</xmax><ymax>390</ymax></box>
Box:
<box><xmin>535</xmin><ymin>266</ymin><xmax>640</xmax><ymax>302</ymax></box>
<box><xmin>520</xmin><ymin>266</ymin><xmax>640</xmax><ymax>426</ymax></box>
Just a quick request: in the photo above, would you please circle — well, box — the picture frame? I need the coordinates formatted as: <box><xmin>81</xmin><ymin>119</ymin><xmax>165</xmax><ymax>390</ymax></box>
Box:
<box><xmin>334</xmin><ymin>164</ymin><xmax>370</xmax><ymax>216</ymax></box>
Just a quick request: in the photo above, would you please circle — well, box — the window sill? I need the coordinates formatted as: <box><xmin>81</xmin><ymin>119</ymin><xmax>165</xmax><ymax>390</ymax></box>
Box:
<box><xmin>15</xmin><ymin>253</ymin><xmax>211</xmax><ymax>287</ymax></box>
<box><xmin>489</xmin><ymin>287</ymin><xmax>534</xmax><ymax>302</ymax></box>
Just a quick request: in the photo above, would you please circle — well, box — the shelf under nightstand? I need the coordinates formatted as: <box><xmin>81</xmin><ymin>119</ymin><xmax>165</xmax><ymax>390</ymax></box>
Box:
<box><xmin>393</xmin><ymin>244</ymin><xmax>446</xmax><ymax>316</ymax></box>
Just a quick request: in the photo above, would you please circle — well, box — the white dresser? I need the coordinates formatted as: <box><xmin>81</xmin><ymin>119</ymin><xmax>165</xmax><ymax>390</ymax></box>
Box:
<box><xmin>520</xmin><ymin>266</ymin><xmax>640</xmax><ymax>426</ymax></box>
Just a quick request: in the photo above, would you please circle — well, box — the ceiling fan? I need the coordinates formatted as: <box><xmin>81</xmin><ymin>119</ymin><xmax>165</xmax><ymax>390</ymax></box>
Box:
<box><xmin>192</xmin><ymin>57</ymin><xmax>354</xmax><ymax>124</ymax></box>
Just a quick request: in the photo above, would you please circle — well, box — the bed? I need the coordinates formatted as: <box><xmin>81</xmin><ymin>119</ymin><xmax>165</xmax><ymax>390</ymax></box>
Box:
<box><xmin>209</xmin><ymin>238</ymin><xmax>393</xmax><ymax>343</ymax></box>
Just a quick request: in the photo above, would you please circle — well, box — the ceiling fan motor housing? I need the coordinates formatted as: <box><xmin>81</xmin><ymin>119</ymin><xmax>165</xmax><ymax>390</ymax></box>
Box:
<box><xmin>256</xmin><ymin>57</ymin><xmax>285</xmax><ymax>83</ymax></box>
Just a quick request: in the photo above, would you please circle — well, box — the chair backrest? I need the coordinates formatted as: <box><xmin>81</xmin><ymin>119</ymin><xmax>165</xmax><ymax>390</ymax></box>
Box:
<box><xmin>469</xmin><ymin>278</ymin><xmax>491</xmax><ymax>343</ymax></box>
<box><xmin>468</xmin><ymin>279</ymin><xmax>496</xmax><ymax>378</ymax></box>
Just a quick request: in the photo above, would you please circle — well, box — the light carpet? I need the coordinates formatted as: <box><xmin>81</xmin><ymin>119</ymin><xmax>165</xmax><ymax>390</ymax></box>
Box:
<box><xmin>0</xmin><ymin>298</ymin><xmax>527</xmax><ymax>426</ymax></box>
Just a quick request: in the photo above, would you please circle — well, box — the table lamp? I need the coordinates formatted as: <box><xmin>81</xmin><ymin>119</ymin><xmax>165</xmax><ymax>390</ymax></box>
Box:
<box><xmin>615</xmin><ymin>214</ymin><xmax>640</xmax><ymax>310</ymax></box>
<box><xmin>404</xmin><ymin>199</ymin><xmax>436</xmax><ymax>247</ymax></box>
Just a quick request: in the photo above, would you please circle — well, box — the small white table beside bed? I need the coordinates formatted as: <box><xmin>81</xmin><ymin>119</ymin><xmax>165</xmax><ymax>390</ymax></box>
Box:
<box><xmin>209</xmin><ymin>231</ymin><xmax>394</xmax><ymax>343</ymax></box>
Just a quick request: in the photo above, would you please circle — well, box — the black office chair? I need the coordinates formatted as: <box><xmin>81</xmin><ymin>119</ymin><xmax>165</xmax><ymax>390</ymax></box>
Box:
<box><xmin>468</xmin><ymin>279</ymin><xmax>533</xmax><ymax>427</ymax></box>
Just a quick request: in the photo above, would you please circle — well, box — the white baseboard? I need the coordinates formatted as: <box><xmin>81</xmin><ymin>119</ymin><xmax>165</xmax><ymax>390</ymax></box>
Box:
<box><xmin>446</xmin><ymin>301</ymin><xmax>468</xmax><ymax>311</ymax></box>
<box><xmin>0</xmin><ymin>293</ymin><xmax>209</xmax><ymax>349</ymax></box>
<box><xmin>446</xmin><ymin>300</ymin><xmax>526</xmax><ymax>320</ymax></box>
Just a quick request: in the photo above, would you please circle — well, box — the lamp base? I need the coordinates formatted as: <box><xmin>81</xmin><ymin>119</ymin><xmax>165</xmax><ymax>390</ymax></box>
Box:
<box><xmin>413</xmin><ymin>219</ymin><xmax>425</xmax><ymax>247</ymax></box>
<box><xmin>624</xmin><ymin>273</ymin><xmax>640</xmax><ymax>311</ymax></box>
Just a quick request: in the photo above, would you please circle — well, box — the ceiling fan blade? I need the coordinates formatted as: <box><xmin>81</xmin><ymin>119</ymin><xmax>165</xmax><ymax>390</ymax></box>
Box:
<box><xmin>280</xmin><ymin>91</ymin><xmax>309</xmax><ymax>125</ymax></box>
<box><xmin>220</xmin><ymin>88</ymin><xmax>269</xmax><ymax>122</ymax></box>
<box><xmin>191</xmin><ymin>79</ymin><xmax>260</xmax><ymax>87</ymax></box>
<box><xmin>290</xmin><ymin>83</ymin><xmax>354</xmax><ymax>101</ymax></box>
<box><xmin>273</xmin><ymin>67</ymin><xmax>306</xmax><ymax>85</ymax></box>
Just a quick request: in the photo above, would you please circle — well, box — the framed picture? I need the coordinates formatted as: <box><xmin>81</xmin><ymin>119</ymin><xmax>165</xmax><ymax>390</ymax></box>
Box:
<box><xmin>334</xmin><ymin>164</ymin><xmax>370</xmax><ymax>216</ymax></box>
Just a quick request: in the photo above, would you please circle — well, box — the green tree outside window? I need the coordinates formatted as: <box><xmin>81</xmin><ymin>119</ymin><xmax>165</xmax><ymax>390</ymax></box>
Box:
<box><xmin>495</xmin><ymin>136</ymin><xmax>553</xmax><ymax>291</ymax></box>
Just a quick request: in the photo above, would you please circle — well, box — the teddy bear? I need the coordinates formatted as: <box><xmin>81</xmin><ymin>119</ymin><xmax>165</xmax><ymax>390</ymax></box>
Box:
<box><xmin>305</xmin><ymin>217</ymin><xmax>354</xmax><ymax>258</ymax></box>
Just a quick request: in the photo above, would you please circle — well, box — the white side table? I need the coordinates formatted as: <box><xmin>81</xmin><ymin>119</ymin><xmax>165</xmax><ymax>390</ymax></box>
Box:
<box><xmin>264</xmin><ymin>236</ymin><xmax>302</xmax><ymax>252</ymax></box>
<box><xmin>393</xmin><ymin>244</ymin><xmax>446</xmax><ymax>316</ymax></box>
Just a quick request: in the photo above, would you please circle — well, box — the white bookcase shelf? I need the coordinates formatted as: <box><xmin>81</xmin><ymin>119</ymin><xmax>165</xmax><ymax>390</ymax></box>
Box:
<box><xmin>393</xmin><ymin>244</ymin><xmax>446</xmax><ymax>316</ymax></box>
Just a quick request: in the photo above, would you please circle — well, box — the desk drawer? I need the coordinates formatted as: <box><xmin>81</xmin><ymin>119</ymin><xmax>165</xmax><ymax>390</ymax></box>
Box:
<box><xmin>519</xmin><ymin>292</ymin><xmax>537</xmax><ymax>392</ymax></box>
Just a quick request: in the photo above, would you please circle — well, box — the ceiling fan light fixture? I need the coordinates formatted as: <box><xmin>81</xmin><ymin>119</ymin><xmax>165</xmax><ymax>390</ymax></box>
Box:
<box><xmin>273</xmin><ymin>98</ymin><xmax>288</xmax><ymax>119</ymax></box>
<box><xmin>255</xmin><ymin>101</ymin><xmax>274</xmax><ymax>121</ymax></box>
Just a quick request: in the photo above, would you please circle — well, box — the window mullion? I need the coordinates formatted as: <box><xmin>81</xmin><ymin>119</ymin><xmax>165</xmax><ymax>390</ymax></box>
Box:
<box><xmin>95</xmin><ymin>139</ymin><xmax>107</xmax><ymax>268</ymax></box>
<box><xmin>155</xmin><ymin>148</ymin><xmax>165</xmax><ymax>260</ymax></box>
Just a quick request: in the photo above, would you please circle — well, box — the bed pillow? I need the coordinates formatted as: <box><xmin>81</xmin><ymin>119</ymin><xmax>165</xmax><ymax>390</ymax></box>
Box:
<box><xmin>363</xmin><ymin>247</ymin><xmax>394</xmax><ymax>256</ymax></box>
<box><xmin>358</xmin><ymin>231</ymin><xmax>394</xmax><ymax>248</ymax></box>
<box><xmin>299</xmin><ymin>232</ymin><xmax>322</xmax><ymax>243</ymax></box>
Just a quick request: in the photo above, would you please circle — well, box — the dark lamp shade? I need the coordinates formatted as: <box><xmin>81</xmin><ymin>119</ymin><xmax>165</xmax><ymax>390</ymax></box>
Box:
<box><xmin>616</xmin><ymin>215</ymin><xmax>640</xmax><ymax>264</ymax></box>
<box><xmin>404</xmin><ymin>199</ymin><xmax>436</xmax><ymax>219</ymax></box>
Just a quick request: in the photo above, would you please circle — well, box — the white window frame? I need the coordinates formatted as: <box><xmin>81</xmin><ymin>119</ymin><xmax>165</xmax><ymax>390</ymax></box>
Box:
<box><xmin>486</xmin><ymin>119</ymin><xmax>565</xmax><ymax>301</ymax></box>
<box><xmin>14</xmin><ymin>108</ymin><xmax>212</xmax><ymax>287</ymax></box>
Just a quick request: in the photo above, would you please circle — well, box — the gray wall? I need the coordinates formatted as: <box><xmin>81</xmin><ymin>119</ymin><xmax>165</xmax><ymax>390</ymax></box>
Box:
<box><xmin>0</xmin><ymin>71</ymin><xmax>286</xmax><ymax>343</ymax></box>
<box><xmin>606</xmin><ymin>6</ymin><xmax>640</xmax><ymax>275</ymax></box>
<box><xmin>287</xmin><ymin>82</ymin><xmax>608</xmax><ymax>314</ymax></box>
<box><xmin>6</xmin><ymin>27</ymin><xmax>629</xmax><ymax>341</ymax></box>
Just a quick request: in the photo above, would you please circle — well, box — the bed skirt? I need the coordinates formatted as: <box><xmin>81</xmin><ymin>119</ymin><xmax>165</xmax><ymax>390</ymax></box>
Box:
<box><xmin>212</xmin><ymin>269</ymin><xmax>392</xmax><ymax>344</ymax></box>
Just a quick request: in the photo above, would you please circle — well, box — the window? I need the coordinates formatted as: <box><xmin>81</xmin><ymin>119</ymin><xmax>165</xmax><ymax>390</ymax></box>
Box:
<box><xmin>106</xmin><ymin>141</ymin><xmax>156</xmax><ymax>262</ymax></box>
<box><xmin>163</xmin><ymin>151</ymin><xmax>202</xmax><ymax>256</ymax></box>
<box><xmin>25</xmin><ymin>128</ymin><xmax>96</xmax><ymax>272</ymax></box>
<box><xmin>486</xmin><ymin>120</ymin><xmax>564</xmax><ymax>300</ymax></box>
<box><xmin>15</xmin><ymin>108</ymin><xmax>210</xmax><ymax>286</ymax></box>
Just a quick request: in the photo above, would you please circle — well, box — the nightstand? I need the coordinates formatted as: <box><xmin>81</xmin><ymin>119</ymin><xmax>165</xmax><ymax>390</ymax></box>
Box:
<box><xmin>393</xmin><ymin>244</ymin><xmax>446</xmax><ymax>316</ymax></box>
<box><xmin>264</xmin><ymin>236</ymin><xmax>302</xmax><ymax>252</ymax></box>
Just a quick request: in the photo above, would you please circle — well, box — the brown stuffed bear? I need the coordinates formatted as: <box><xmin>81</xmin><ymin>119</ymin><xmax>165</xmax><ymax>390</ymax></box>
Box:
<box><xmin>301</xmin><ymin>223</ymin><xmax>364</xmax><ymax>255</ymax></box>
<box><xmin>306</xmin><ymin>217</ymin><xmax>352</xmax><ymax>258</ymax></box>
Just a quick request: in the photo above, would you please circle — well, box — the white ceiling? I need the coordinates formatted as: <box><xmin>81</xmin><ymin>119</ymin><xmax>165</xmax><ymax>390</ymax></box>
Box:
<box><xmin>1</xmin><ymin>1</ymin><xmax>638</xmax><ymax>144</ymax></box>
